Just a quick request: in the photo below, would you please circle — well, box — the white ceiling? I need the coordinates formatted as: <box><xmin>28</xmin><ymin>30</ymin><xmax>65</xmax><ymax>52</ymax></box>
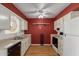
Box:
<box><xmin>14</xmin><ymin>3</ymin><xmax>70</xmax><ymax>18</ymax></box>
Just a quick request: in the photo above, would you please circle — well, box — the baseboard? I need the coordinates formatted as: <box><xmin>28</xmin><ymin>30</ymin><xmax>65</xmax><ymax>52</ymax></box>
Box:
<box><xmin>44</xmin><ymin>44</ymin><xmax>51</xmax><ymax>46</ymax></box>
<box><xmin>31</xmin><ymin>44</ymin><xmax>51</xmax><ymax>46</ymax></box>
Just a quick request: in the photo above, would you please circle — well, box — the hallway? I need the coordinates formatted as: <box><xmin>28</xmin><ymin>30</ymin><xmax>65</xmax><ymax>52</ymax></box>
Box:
<box><xmin>25</xmin><ymin>45</ymin><xmax>58</xmax><ymax>56</ymax></box>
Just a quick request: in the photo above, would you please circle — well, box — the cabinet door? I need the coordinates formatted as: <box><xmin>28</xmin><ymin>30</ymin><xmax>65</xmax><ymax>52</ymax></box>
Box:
<box><xmin>20</xmin><ymin>19</ymin><xmax>28</xmax><ymax>30</ymax></box>
<box><xmin>63</xmin><ymin>12</ymin><xmax>71</xmax><ymax>34</ymax></box>
<box><xmin>21</xmin><ymin>39</ymin><xmax>26</xmax><ymax>55</ymax></box>
<box><xmin>54</xmin><ymin>20</ymin><xmax>59</xmax><ymax>30</ymax></box>
<box><xmin>58</xmin><ymin>17</ymin><xmax>64</xmax><ymax>32</ymax></box>
<box><xmin>54</xmin><ymin>17</ymin><xmax>64</xmax><ymax>32</ymax></box>
<box><xmin>0</xmin><ymin>4</ymin><xmax>10</xmax><ymax>30</ymax></box>
<box><xmin>24</xmin><ymin>20</ymin><xmax>28</xmax><ymax>30</ymax></box>
<box><xmin>58</xmin><ymin>37</ymin><xmax>63</xmax><ymax>55</ymax></box>
<box><xmin>5</xmin><ymin>15</ymin><xmax>20</xmax><ymax>34</ymax></box>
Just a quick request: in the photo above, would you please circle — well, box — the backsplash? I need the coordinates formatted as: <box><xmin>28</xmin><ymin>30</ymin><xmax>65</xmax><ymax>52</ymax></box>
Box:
<box><xmin>0</xmin><ymin>30</ymin><xmax>24</xmax><ymax>40</ymax></box>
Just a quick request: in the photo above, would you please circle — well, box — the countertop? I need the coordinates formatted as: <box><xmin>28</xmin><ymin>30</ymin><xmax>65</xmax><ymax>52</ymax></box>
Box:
<box><xmin>0</xmin><ymin>39</ymin><xmax>21</xmax><ymax>49</ymax></box>
<box><xmin>0</xmin><ymin>34</ymin><xmax>31</xmax><ymax>49</ymax></box>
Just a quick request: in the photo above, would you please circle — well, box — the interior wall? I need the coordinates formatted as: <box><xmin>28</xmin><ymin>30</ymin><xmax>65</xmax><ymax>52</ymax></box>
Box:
<box><xmin>24</xmin><ymin>18</ymin><xmax>57</xmax><ymax>44</ymax></box>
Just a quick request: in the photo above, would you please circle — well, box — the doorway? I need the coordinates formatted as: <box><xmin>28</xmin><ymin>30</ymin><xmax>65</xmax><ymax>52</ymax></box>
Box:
<box><xmin>40</xmin><ymin>33</ymin><xmax>44</xmax><ymax>46</ymax></box>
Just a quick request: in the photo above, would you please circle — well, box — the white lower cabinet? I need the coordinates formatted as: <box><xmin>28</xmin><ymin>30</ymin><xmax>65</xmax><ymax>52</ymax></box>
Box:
<box><xmin>58</xmin><ymin>36</ymin><xmax>63</xmax><ymax>55</ymax></box>
<box><xmin>21</xmin><ymin>37</ymin><xmax>31</xmax><ymax>56</ymax></box>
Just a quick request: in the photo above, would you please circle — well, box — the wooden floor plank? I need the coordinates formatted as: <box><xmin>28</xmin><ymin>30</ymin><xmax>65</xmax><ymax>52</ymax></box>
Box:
<box><xmin>25</xmin><ymin>45</ymin><xmax>58</xmax><ymax>56</ymax></box>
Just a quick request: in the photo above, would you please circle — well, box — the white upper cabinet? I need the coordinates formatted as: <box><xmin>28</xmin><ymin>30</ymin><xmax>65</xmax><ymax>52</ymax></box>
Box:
<box><xmin>55</xmin><ymin>11</ymin><xmax>79</xmax><ymax>34</ymax></box>
<box><xmin>67</xmin><ymin>11</ymin><xmax>79</xmax><ymax>35</ymax></box>
<box><xmin>5</xmin><ymin>9</ymin><xmax>28</xmax><ymax>34</ymax></box>
<box><xmin>63</xmin><ymin>12</ymin><xmax>72</xmax><ymax>34</ymax></box>
<box><xmin>58</xmin><ymin>17</ymin><xmax>64</xmax><ymax>32</ymax></box>
<box><xmin>11</xmin><ymin>11</ymin><xmax>28</xmax><ymax>31</ymax></box>
<box><xmin>54</xmin><ymin>17</ymin><xmax>64</xmax><ymax>32</ymax></box>
<box><xmin>63</xmin><ymin>11</ymin><xmax>78</xmax><ymax>34</ymax></box>
<box><xmin>0</xmin><ymin>4</ymin><xmax>28</xmax><ymax>34</ymax></box>
<box><xmin>20</xmin><ymin>19</ymin><xmax>28</xmax><ymax>30</ymax></box>
<box><xmin>5</xmin><ymin>10</ymin><xmax>21</xmax><ymax>34</ymax></box>
<box><xmin>63</xmin><ymin>11</ymin><xmax>79</xmax><ymax>21</ymax></box>
<box><xmin>0</xmin><ymin>4</ymin><xmax>10</xmax><ymax>30</ymax></box>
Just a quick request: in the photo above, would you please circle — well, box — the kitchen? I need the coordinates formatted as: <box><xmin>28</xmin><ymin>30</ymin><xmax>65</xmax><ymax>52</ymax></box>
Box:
<box><xmin>0</xmin><ymin>3</ymin><xmax>79</xmax><ymax>56</ymax></box>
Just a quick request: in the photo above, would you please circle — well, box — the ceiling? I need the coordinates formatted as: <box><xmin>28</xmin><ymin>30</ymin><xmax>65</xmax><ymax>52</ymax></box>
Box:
<box><xmin>14</xmin><ymin>3</ymin><xmax>70</xmax><ymax>18</ymax></box>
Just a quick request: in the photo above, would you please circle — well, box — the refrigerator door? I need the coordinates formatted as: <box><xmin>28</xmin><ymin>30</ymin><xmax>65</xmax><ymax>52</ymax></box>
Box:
<box><xmin>63</xmin><ymin>35</ymin><xmax>79</xmax><ymax>56</ymax></box>
<box><xmin>69</xmin><ymin>17</ymin><xmax>79</xmax><ymax>35</ymax></box>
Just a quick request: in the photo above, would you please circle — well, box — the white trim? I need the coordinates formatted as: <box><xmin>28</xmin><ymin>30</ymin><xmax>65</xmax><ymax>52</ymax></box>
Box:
<box><xmin>31</xmin><ymin>44</ymin><xmax>51</xmax><ymax>46</ymax></box>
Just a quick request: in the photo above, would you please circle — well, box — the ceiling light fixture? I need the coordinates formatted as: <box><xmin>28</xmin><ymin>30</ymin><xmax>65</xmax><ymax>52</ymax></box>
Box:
<box><xmin>38</xmin><ymin>15</ymin><xmax>44</xmax><ymax>18</ymax></box>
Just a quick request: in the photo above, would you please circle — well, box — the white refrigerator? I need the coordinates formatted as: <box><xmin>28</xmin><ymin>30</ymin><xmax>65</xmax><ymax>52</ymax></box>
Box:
<box><xmin>63</xmin><ymin>16</ymin><xmax>79</xmax><ymax>56</ymax></box>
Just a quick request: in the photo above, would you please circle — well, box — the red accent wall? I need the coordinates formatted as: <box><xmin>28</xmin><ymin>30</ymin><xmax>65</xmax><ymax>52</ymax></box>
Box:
<box><xmin>55</xmin><ymin>3</ymin><xmax>79</xmax><ymax>20</ymax></box>
<box><xmin>24</xmin><ymin>18</ymin><xmax>57</xmax><ymax>44</ymax></box>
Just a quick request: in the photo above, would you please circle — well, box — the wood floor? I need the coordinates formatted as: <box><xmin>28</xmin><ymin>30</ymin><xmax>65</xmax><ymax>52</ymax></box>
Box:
<box><xmin>25</xmin><ymin>45</ymin><xmax>58</xmax><ymax>56</ymax></box>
